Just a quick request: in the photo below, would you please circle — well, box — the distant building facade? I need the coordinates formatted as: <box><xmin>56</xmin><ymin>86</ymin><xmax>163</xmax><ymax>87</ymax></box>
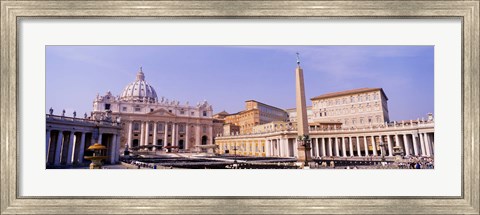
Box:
<box><xmin>310</xmin><ymin>88</ymin><xmax>390</xmax><ymax>127</ymax></box>
<box><xmin>224</xmin><ymin>100</ymin><xmax>288</xmax><ymax>134</ymax></box>
<box><xmin>92</xmin><ymin>68</ymin><xmax>215</xmax><ymax>151</ymax></box>
<box><xmin>286</xmin><ymin>106</ymin><xmax>314</xmax><ymax>123</ymax></box>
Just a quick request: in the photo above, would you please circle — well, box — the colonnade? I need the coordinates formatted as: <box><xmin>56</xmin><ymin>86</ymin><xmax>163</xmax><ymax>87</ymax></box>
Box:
<box><xmin>216</xmin><ymin>131</ymin><xmax>434</xmax><ymax>158</ymax></box>
<box><xmin>126</xmin><ymin>121</ymin><xmax>213</xmax><ymax>151</ymax></box>
<box><xmin>46</xmin><ymin>129</ymin><xmax>120</xmax><ymax>166</ymax></box>
<box><xmin>308</xmin><ymin>132</ymin><xmax>434</xmax><ymax>158</ymax></box>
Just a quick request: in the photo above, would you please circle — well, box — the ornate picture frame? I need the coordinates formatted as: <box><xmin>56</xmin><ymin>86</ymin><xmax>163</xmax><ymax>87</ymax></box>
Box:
<box><xmin>1</xmin><ymin>1</ymin><xmax>478</xmax><ymax>214</ymax></box>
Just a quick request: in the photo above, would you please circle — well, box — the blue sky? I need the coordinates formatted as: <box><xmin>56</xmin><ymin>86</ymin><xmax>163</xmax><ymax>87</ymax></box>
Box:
<box><xmin>46</xmin><ymin>46</ymin><xmax>434</xmax><ymax>121</ymax></box>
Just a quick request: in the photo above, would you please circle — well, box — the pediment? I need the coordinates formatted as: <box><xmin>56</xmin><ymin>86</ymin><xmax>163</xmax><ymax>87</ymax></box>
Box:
<box><xmin>147</xmin><ymin>108</ymin><xmax>176</xmax><ymax>116</ymax></box>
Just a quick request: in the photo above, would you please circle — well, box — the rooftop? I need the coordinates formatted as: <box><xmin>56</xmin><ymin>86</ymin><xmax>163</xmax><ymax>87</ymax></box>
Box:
<box><xmin>310</xmin><ymin>88</ymin><xmax>388</xmax><ymax>100</ymax></box>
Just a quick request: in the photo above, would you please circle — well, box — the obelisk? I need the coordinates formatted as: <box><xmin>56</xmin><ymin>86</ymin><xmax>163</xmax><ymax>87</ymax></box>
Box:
<box><xmin>295</xmin><ymin>53</ymin><xmax>311</xmax><ymax>163</ymax></box>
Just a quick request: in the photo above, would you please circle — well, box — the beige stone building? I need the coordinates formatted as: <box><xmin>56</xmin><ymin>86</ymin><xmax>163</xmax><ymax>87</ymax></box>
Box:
<box><xmin>224</xmin><ymin>100</ymin><xmax>288</xmax><ymax>134</ymax></box>
<box><xmin>215</xmin><ymin>65</ymin><xmax>434</xmax><ymax>160</ymax></box>
<box><xmin>310</xmin><ymin>88</ymin><xmax>390</xmax><ymax>128</ymax></box>
<box><xmin>92</xmin><ymin>68</ymin><xmax>216</xmax><ymax>152</ymax></box>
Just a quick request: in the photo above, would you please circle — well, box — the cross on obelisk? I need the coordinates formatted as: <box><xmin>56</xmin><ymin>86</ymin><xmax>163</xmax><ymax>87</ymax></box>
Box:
<box><xmin>295</xmin><ymin>52</ymin><xmax>311</xmax><ymax>164</ymax></box>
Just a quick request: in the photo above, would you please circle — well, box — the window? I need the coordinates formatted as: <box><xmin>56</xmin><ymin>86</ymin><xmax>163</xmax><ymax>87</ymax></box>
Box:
<box><xmin>352</xmin><ymin>119</ymin><xmax>356</xmax><ymax>125</ymax></box>
<box><xmin>180</xmin><ymin>110</ymin><xmax>185</xmax><ymax>114</ymax></box>
<box><xmin>122</xmin><ymin>107</ymin><xmax>127</xmax><ymax>111</ymax></box>
<box><xmin>168</xmin><ymin>110</ymin><xmax>172</xmax><ymax>113</ymax></box>
<box><xmin>360</xmin><ymin>118</ymin><xmax>364</xmax><ymax>124</ymax></box>
<box><xmin>203</xmin><ymin>111</ymin><xmax>207</xmax><ymax>116</ymax></box>
<box><xmin>104</xmin><ymin>104</ymin><xmax>111</xmax><ymax>110</ymax></box>
<box><xmin>191</xmin><ymin>111</ymin><xmax>195</xmax><ymax>115</ymax></box>
<box><xmin>158</xmin><ymin>123</ymin><xmax>164</xmax><ymax>131</ymax></box>
<box><xmin>134</xmin><ymin>107</ymin><xmax>141</xmax><ymax>112</ymax></box>
<box><xmin>133</xmin><ymin>122</ymin><xmax>140</xmax><ymax>131</ymax></box>
<box><xmin>148</xmin><ymin>123</ymin><xmax>153</xmax><ymax>131</ymax></box>
<box><xmin>150</xmin><ymin>108</ymin><xmax>154</xmax><ymax>112</ymax></box>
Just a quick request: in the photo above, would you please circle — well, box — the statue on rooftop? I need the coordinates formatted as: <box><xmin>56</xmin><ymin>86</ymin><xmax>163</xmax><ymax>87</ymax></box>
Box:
<box><xmin>49</xmin><ymin>107</ymin><xmax>53</xmax><ymax>115</ymax></box>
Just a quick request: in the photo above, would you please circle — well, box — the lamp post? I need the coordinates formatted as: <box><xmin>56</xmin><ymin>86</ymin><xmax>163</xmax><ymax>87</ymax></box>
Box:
<box><xmin>233</xmin><ymin>143</ymin><xmax>238</xmax><ymax>164</ymax></box>
<box><xmin>298</xmin><ymin>134</ymin><xmax>310</xmax><ymax>167</ymax></box>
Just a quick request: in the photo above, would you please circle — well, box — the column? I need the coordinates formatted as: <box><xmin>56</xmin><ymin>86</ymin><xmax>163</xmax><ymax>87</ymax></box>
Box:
<box><xmin>349</xmin><ymin>137</ymin><xmax>354</xmax><ymax>157</ymax></box>
<box><xmin>328</xmin><ymin>138</ymin><xmax>333</xmax><ymax>156</ymax></box>
<box><xmin>335</xmin><ymin>138</ymin><xmax>340</xmax><ymax>157</ymax></box>
<box><xmin>341</xmin><ymin>137</ymin><xmax>347</xmax><ymax>157</ymax></box>
<box><xmin>277</xmin><ymin>139</ymin><xmax>281</xmax><ymax>157</ymax></box>
<box><xmin>419</xmin><ymin>133</ymin><xmax>427</xmax><ymax>156</ymax></box>
<box><xmin>371</xmin><ymin>136</ymin><xmax>378</xmax><ymax>156</ymax></box>
<box><xmin>281</xmin><ymin>139</ymin><xmax>290</xmax><ymax>157</ymax></box>
<box><xmin>127</xmin><ymin>121</ymin><xmax>133</xmax><ymax>148</ymax></box>
<box><xmin>152</xmin><ymin>122</ymin><xmax>157</xmax><ymax>150</ymax></box>
<box><xmin>310</xmin><ymin>138</ymin><xmax>315</xmax><ymax>157</ymax></box>
<box><xmin>424</xmin><ymin>133</ymin><xmax>432</xmax><ymax>156</ymax></box>
<box><xmin>54</xmin><ymin>131</ymin><xmax>63</xmax><ymax>165</ymax></box>
<box><xmin>315</xmin><ymin>138</ymin><xmax>320</xmax><ymax>158</ymax></box>
<box><xmin>293</xmin><ymin>138</ymin><xmax>298</xmax><ymax>157</ymax></box>
<box><xmin>46</xmin><ymin>130</ymin><xmax>51</xmax><ymax>160</ymax></box>
<box><xmin>265</xmin><ymin>140</ymin><xmax>268</xmax><ymax>156</ymax></box>
<box><xmin>208</xmin><ymin>125</ymin><xmax>213</xmax><ymax>145</ymax></box>
<box><xmin>66</xmin><ymin>131</ymin><xmax>75</xmax><ymax>165</ymax></box>
<box><xmin>77</xmin><ymin>132</ymin><xmax>86</xmax><ymax>163</ymax></box>
<box><xmin>412</xmin><ymin>133</ymin><xmax>419</xmax><ymax>156</ymax></box>
<box><xmin>387</xmin><ymin>135</ymin><xmax>393</xmax><ymax>156</ymax></box>
<box><xmin>185</xmin><ymin>123</ymin><xmax>190</xmax><ymax>150</ymax></box>
<box><xmin>164</xmin><ymin>122</ymin><xmax>168</xmax><ymax>146</ymax></box>
<box><xmin>98</xmin><ymin>133</ymin><xmax>103</xmax><ymax>145</ymax></box>
<box><xmin>395</xmin><ymin>134</ymin><xmax>400</xmax><ymax>147</ymax></box>
<box><xmin>356</xmin><ymin>136</ymin><xmax>362</xmax><ymax>157</ymax></box>
<box><xmin>171</xmin><ymin>123</ymin><xmax>176</xmax><ymax>146</ymax></box>
<box><xmin>427</xmin><ymin>133</ymin><xmax>434</xmax><ymax>155</ymax></box>
<box><xmin>140</xmin><ymin>122</ymin><xmax>145</xmax><ymax>146</ymax></box>
<box><xmin>321</xmin><ymin>138</ymin><xmax>326</xmax><ymax>157</ymax></box>
<box><xmin>403</xmin><ymin>134</ymin><xmax>411</xmax><ymax>156</ymax></box>
<box><xmin>363</xmin><ymin>136</ymin><xmax>369</xmax><ymax>156</ymax></box>
<box><xmin>145</xmin><ymin>121</ymin><xmax>150</xmax><ymax>146</ymax></box>
<box><xmin>271</xmin><ymin>140</ymin><xmax>274</xmax><ymax>157</ymax></box>
<box><xmin>175</xmin><ymin>124</ymin><xmax>180</xmax><ymax>147</ymax></box>
<box><xmin>110</xmin><ymin>134</ymin><xmax>117</xmax><ymax>164</ymax></box>
<box><xmin>195</xmin><ymin>124</ymin><xmax>201</xmax><ymax>147</ymax></box>
<box><xmin>115</xmin><ymin>133</ymin><xmax>121</xmax><ymax>162</ymax></box>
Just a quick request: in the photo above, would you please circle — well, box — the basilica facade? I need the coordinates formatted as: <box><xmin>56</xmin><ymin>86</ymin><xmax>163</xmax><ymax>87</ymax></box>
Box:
<box><xmin>92</xmin><ymin>68</ymin><xmax>216</xmax><ymax>152</ymax></box>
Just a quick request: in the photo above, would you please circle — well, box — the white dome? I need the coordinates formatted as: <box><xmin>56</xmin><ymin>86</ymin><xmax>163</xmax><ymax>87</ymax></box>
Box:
<box><xmin>120</xmin><ymin>68</ymin><xmax>158</xmax><ymax>103</ymax></box>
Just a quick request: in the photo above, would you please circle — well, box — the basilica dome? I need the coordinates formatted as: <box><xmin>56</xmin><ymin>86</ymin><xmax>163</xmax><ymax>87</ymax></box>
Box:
<box><xmin>120</xmin><ymin>68</ymin><xmax>158</xmax><ymax>103</ymax></box>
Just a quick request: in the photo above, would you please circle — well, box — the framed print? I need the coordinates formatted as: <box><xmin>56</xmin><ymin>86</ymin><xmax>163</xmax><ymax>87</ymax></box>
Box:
<box><xmin>1</xmin><ymin>0</ymin><xmax>478</xmax><ymax>214</ymax></box>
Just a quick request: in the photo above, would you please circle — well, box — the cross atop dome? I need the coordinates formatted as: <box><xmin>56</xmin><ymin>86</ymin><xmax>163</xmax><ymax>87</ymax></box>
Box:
<box><xmin>136</xmin><ymin>66</ymin><xmax>145</xmax><ymax>81</ymax></box>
